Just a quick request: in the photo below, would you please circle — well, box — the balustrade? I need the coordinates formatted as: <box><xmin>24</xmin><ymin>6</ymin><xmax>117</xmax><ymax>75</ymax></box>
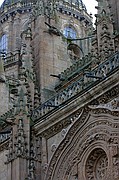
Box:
<box><xmin>31</xmin><ymin>52</ymin><xmax>119</xmax><ymax>121</ymax></box>
<box><xmin>4</xmin><ymin>52</ymin><xmax>20</xmax><ymax>66</ymax></box>
<box><xmin>0</xmin><ymin>132</ymin><xmax>10</xmax><ymax>143</ymax></box>
<box><xmin>0</xmin><ymin>0</ymin><xmax>35</xmax><ymax>14</ymax></box>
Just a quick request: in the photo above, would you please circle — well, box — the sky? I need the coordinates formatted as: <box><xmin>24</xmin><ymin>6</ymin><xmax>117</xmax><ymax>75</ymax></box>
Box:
<box><xmin>83</xmin><ymin>0</ymin><xmax>98</xmax><ymax>16</ymax></box>
<box><xmin>0</xmin><ymin>0</ymin><xmax>98</xmax><ymax>19</ymax></box>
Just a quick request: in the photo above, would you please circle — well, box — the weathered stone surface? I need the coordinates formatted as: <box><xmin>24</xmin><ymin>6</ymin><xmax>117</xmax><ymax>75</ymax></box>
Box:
<box><xmin>0</xmin><ymin>0</ymin><xmax>119</xmax><ymax>180</ymax></box>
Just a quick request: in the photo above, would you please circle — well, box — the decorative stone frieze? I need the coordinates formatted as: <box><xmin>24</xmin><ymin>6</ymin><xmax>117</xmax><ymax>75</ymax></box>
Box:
<box><xmin>45</xmin><ymin>106</ymin><xmax>119</xmax><ymax>180</ymax></box>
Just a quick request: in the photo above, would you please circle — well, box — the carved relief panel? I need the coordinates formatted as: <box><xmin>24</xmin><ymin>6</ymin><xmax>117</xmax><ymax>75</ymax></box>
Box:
<box><xmin>45</xmin><ymin>107</ymin><xmax>119</xmax><ymax>180</ymax></box>
<box><xmin>85</xmin><ymin>148</ymin><xmax>108</xmax><ymax>180</ymax></box>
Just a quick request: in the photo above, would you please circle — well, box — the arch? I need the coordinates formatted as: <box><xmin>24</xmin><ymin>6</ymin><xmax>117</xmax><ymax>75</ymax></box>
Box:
<box><xmin>45</xmin><ymin>107</ymin><xmax>119</xmax><ymax>180</ymax></box>
<box><xmin>85</xmin><ymin>148</ymin><xmax>108</xmax><ymax>180</ymax></box>
<box><xmin>63</xmin><ymin>25</ymin><xmax>77</xmax><ymax>39</ymax></box>
<box><xmin>0</xmin><ymin>34</ymin><xmax>8</xmax><ymax>54</ymax></box>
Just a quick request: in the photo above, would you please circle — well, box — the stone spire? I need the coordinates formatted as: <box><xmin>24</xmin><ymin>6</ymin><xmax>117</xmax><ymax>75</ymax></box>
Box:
<box><xmin>91</xmin><ymin>0</ymin><xmax>115</xmax><ymax>63</ymax></box>
<box><xmin>3</xmin><ymin>24</ymin><xmax>41</xmax><ymax>179</ymax></box>
<box><xmin>96</xmin><ymin>0</ymin><xmax>110</xmax><ymax>14</ymax></box>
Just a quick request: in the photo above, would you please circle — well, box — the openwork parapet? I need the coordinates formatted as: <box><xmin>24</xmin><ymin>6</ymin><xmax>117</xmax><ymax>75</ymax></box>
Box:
<box><xmin>31</xmin><ymin>52</ymin><xmax>119</xmax><ymax>121</ymax></box>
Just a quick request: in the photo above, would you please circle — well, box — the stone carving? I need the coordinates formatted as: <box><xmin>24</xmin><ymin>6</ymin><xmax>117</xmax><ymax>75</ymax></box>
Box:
<box><xmin>61</xmin><ymin>129</ymin><xmax>67</xmax><ymax>138</ymax></box>
<box><xmin>27</xmin><ymin>135</ymin><xmax>42</xmax><ymax>179</ymax></box>
<box><xmin>6</xmin><ymin>118</ymin><xmax>28</xmax><ymax>164</ymax></box>
<box><xmin>51</xmin><ymin>144</ymin><xmax>57</xmax><ymax>152</ymax></box>
<box><xmin>96</xmin><ymin>155</ymin><xmax>108</xmax><ymax>180</ymax></box>
<box><xmin>41</xmin><ymin>109</ymin><xmax>82</xmax><ymax>138</ymax></box>
<box><xmin>111</xmin><ymin>99</ymin><xmax>119</xmax><ymax>109</ymax></box>
<box><xmin>32</xmin><ymin>0</ymin><xmax>58</xmax><ymax>22</ymax></box>
<box><xmin>113</xmin><ymin>157</ymin><xmax>119</xmax><ymax>179</ymax></box>
<box><xmin>0</xmin><ymin>141</ymin><xmax>9</xmax><ymax>152</ymax></box>
<box><xmin>31</xmin><ymin>53</ymin><xmax>119</xmax><ymax>121</ymax></box>
<box><xmin>86</xmin><ymin>149</ymin><xmax>108</xmax><ymax>180</ymax></box>
<box><xmin>43</xmin><ymin>163</ymin><xmax>49</xmax><ymax>173</ymax></box>
<box><xmin>45</xmin><ymin>106</ymin><xmax>119</xmax><ymax>180</ymax></box>
<box><xmin>90</xmin><ymin>98</ymin><xmax>119</xmax><ymax>111</ymax></box>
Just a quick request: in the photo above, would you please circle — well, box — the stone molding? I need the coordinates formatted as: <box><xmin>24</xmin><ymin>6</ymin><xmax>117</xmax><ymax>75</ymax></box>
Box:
<box><xmin>34</xmin><ymin>77</ymin><xmax>119</xmax><ymax>137</ymax></box>
<box><xmin>45</xmin><ymin>106</ymin><xmax>119</xmax><ymax>180</ymax></box>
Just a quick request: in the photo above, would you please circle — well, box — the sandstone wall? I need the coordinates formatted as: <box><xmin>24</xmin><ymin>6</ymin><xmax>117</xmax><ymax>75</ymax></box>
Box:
<box><xmin>0</xmin><ymin>149</ymin><xmax>8</xmax><ymax>180</ymax></box>
<box><xmin>0</xmin><ymin>82</ymin><xmax>9</xmax><ymax>115</ymax></box>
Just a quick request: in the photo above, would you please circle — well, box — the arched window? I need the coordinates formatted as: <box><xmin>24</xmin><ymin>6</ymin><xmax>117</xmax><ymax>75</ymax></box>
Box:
<box><xmin>63</xmin><ymin>26</ymin><xmax>77</xmax><ymax>39</ymax></box>
<box><xmin>0</xmin><ymin>34</ymin><xmax>8</xmax><ymax>54</ymax></box>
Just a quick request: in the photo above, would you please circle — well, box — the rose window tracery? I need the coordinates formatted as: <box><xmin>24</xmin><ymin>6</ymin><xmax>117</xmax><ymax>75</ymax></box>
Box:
<box><xmin>86</xmin><ymin>148</ymin><xmax>108</xmax><ymax>180</ymax></box>
<box><xmin>95</xmin><ymin>154</ymin><xmax>108</xmax><ymax>179</ymax></box>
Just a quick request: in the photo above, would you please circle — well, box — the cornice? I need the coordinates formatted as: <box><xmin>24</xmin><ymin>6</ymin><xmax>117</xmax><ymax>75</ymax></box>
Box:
<box><xmin>0</xmin><ymin>2</ymin><xmax>32</xmax><ymax>24</ymax></box>
<box><xmin>34</xmin><ymin>70</ymin><xmax>119</xmax><ymax>136</ymax></box>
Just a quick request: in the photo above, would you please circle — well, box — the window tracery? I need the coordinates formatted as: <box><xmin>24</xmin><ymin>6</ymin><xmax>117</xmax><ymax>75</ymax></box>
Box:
<box><xmin>95</xmin><ymin>154</ymin><xmax>108</xmax><ymax>179</ymax></box>
<box><xmin>63</xmin><ymin>26</ymin><xmax>77</xmax><ymax>39</ymax></box>
<box><xmin>0</xmin><ymin>34</ymin><xmax>8</xmax><ymax>55</ymax></box>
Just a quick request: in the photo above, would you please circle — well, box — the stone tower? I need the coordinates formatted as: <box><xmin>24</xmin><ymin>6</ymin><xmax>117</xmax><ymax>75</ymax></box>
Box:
<box><xmin>31</xmin><ymin>0</ymin><xmax>92</xmax><ymax>102</ymax></box>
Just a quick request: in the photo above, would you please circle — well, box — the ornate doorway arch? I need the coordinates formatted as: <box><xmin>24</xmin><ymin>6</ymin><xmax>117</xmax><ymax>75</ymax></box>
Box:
<box><xmin>45</xmin><ymin>107</ymin><xmax>119</xmax><ymax>180</ymax></box>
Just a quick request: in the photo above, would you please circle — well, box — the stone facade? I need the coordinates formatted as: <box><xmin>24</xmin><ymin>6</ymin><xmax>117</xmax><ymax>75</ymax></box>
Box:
<box><xmin>0</xmin><ymin>0</ymin><xmax>119</xmax><ymax>180</ymax></box>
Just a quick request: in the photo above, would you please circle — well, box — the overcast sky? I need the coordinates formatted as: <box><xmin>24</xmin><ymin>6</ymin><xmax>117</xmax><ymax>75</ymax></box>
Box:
<box><xmin>0</xmin><ymin>0</ymin><xmax>98</xmax><ymax>20</ymax></box>
<box><xmin>83</xmin><ymin>0</ymin><xmax>97</xmax><ymax>15</ymax></box>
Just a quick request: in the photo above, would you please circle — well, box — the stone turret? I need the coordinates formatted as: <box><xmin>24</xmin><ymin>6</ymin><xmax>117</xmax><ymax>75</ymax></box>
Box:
<box><xmin>91</xmin><ymin>0</ymin><xmax>115</xmax><ymax>63</ymax></box>
<box><xmin>3</xmin><ymin>26</ymin><xmax>39</xmax><ymax>180</ymax></box>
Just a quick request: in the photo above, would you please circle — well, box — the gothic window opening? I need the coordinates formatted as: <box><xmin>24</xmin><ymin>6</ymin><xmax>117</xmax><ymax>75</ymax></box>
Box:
<box><xmin>63</xmin><ymin>26</ymin><xmax>77</xmax><ymax>39</ymax></box>
<box><xmin>0</xmin><ymin>34</ymin><xmax>8</xmax><ymax>55</ymax></box>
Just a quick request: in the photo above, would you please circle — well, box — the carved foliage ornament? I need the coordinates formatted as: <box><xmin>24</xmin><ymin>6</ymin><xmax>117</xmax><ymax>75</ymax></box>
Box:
<box><xmin>86</xmin><ymin>148</ymin><xmax>108</xmax><ymax>180</ymax></box>
<box><xmin>45</xmin><ymin>106</ymin><xmax>119</xmax><ymax>180</ymax></box>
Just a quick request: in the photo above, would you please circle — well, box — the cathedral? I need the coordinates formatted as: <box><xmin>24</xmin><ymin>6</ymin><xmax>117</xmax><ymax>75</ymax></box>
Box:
<box><xmin>0</xmin><ymin>0</ymin><xmax>119</xmax><ymax>179</ymax></box>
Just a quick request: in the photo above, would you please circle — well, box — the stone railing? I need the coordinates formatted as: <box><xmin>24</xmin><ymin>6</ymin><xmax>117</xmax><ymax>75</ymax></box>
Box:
<box><xmin>0</xmin><ymin>0</ymin><xmax>35</xmax><ymax>15</ymax></box>
<box><xmin>57</xmin><ymin>2</ymin><xmax>91</xmax><ymax>24</ymax></box>
<box><xmin>3</xmin><ymin>51</ymin><xmax>20</xmax><ymax>66</ymax></box>
<box><xmin>0</xmin><ymin>131</ymin><xmax>11</xmax><ymax>144</ymax></box>
<box><xmin>56</xmin><ymin>53</ymin><xmax>92</xmax><ymax>87</ymax></box>
<box><xmin>31</xmin><ymin>52</ymin><xmax>119</xmax><ymax>121</ymax></box>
